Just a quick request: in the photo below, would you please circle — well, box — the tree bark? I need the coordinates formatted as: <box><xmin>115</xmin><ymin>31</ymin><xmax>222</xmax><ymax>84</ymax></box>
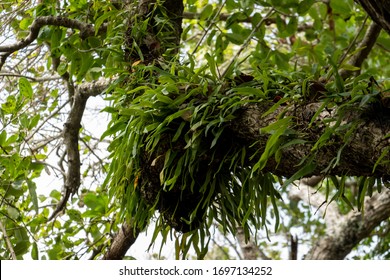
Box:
<box><xmin>103</xmin><ymin>222</ymin><xmax>139</xmax><ymax>260</ymax></box>
<box><xmin>236</xmin><ymin>226</ymin><xmax>271</xmax><ymax>260</ymax></box>
<box><xmin>228</xmin><ymin>101</ymin><xmax>390</xmax><ymax>179</ymax></box>
<box><xmin>305</xmin><ymin>188</ymin><xmax>390</xmax><ymax>259</ymax></box>
<box><xmin>356</xmin><ymin>0</ymin><xmax>390</xmax><ymax>35</ymax></box>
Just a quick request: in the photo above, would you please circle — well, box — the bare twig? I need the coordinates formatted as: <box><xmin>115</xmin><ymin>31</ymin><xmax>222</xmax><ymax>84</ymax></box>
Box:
<box><xmin>33</xmin><ymin>160</ymin><xmax>67</xmax><ymax>177</ymax></box>
<box><xmin>0</xmin><ymin>220</ymin><xmax>17</xmax><ymax>260</ymax></box>
<box><xmin>0</xmin><ymin>71</ymin><xmax>62</xmax><ymax>82</ymax></box>
<box><xmin>221</xmin><ymin>8</ymin><xmax>275</xmax><ymax>79</ymax></box>
<box><xmin>30</xmin><ymin>134</ymin><xmax>62</xmax><ymax>153</ymax></box>
<box><xmin>338</xmin><ymin>16</ymin><xmax>369</xmax><ymax>66</ymax></box>
<box><xmin>289</xmin><ymin>180</ymin><xmax>341</xmax><ymax>230</ymax></box>
<box><xmin>25</xmin><ymin>99</ymin><xmax>70</xmax><ymax>142</ymax></box>
<box><xmin>192</xmin><ymin>0</ymin><xmax>228</xmax><ymax>55</ymax></box>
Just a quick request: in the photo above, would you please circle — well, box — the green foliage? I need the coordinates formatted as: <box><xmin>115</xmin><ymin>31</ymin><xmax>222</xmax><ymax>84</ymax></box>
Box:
<box><xmin>1</xmin><ymin>0</ymin><xmax>390</xmax><ymax>260</ymax></box>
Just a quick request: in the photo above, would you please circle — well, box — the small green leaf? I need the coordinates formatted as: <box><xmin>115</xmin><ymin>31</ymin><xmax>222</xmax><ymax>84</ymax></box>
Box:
<box><xmin>282</xmin><ymin>161</ymin><xmax>316</xmax><ymax>188</ymax></box>
<box><xmin>297</xmin><ymin>0</ymin><xmax>315</xmax><ymax>15</ymax></box>
<box><xmin>50</xmin><ymin>189</ymin><xmax>61</xmax><ymax>201</ymax></box>
<box><xmin>225</xmin><ymin>33</ymin><xmax>245</xmax><ymax>45</ymax></box>
<box><xmin>19</xmin><ymin>77</ymin><xmax>33</xmax><ymax>99</ymax></box>
<box><xmin>200</xmin><ymin>4</ymin><xmax>213</xmax><ymax>20</ymax></box>
<box><xmin>28</xmin><ymin>114</ymin><xmax>40</xmax><ymax>130</ymax></box>
<box><xmin>286</xmin><ymin>16</ymin><xmax>298</xmax><ymax>36</ymax></box>
<box><xmin>67</xmin><ymin>209</ymin><xmax>83</xmax><ymax>223</ymax></box>
<box><xmin>31</xmin><ymin>242</ymin><xmax>39</xmax><ymax>260</ymax></box>
<box><xmin>19</xmin><ymin>17</ymin><xmax>33</xmax><ymax>30</ymax></box>
<box><xmin>205</xmin><ymin>53</ymin><xmax>219</xmax><ymax>79</ymax></box>
<box><xmin>95</xmin><ymin>10</ymin><xmax>117</xmax><ymax>34</ymax></box>
<box><xmin>27</xmin><ymin>179</ymin><xmax>39</xmax><ymax>214</ymax></box>
<box><xmin>51</xmin><ymin>27</ymin><xmax>63</xmax><ymax>49</ymax></box>
<box><xmin>0</xmin><ymin>130</ymin><xmax>6</xmax><ymax>145</ymax></box>
<box><xmin>7</xmin><ymin>206</ymin><xmax>19</xmax><ymax>219</ymax></box>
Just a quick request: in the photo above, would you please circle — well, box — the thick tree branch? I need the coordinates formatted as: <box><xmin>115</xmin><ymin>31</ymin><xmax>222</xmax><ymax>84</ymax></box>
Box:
<box><xmin>103</xmin><ymin>0</ymin><xmax>186</xmax><ymax>258</ymax></box>
<box><xmin>229</xmin><ymin>102</ymin><xmax>390</xmax><ymax>179</ymax></box>
<box><xmin>356</xmin><ymin>0</ymin><xmax>390</xmax><ymax>35</ymax></box>
<box><xmin>236</xmin><ymin>226</ymin><xmax>271</xmax><ymax>260</ymax></box>
<box><xmin>48</xmin><ymin>79</ymin><xmax>108</xmax><ymax>220</ymax></box>
<box><xmin>339</xmin><ymin>21</ymin><xmax>382</xmax><ymax>79</ymax></box>
<box><xmin>102</xmin><ymin>221</ymin><xmax>140</xmax><ymax>260</ymax></box>
<box><xmin>305</xmin><ymin>188</ymin><xmax>390</xmax><ymax>259</ymax></box>
<box><xmin>0</xmin><ymin>16</ymin><xmax>107</xmax><ymax>70</ymax></box>
<box><xmin>183</xmin><ymin>11</ymin><xmax>313</xmax><ymax>32</ymax></box>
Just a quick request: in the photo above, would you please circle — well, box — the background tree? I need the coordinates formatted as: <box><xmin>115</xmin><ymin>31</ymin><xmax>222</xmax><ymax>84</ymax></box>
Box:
<box><xmin>0</xmin><ymin>0</ymin><xmax>389</xmax><ymax>260</ymax></box>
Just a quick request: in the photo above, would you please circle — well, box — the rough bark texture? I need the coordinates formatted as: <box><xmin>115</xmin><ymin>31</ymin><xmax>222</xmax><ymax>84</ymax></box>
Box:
<box><xmin>103</xmin><ymin>222</ymin><xmax>139</xmax><ymax>260</ymax></box>
<box><xmin>236</xmin><ymin>226</ymin><xmax>271</xmax><ymax>260</ymax></box>
<box><xmin>2</xmin><ymin>0</ymin><xmax>390</xmax><ymax>260</ymax></box>
<box><xmin>305</xmin><ymin>188</ymin><xmax>390</xmax><ymax>259</ymax></box>
<box><xmin>103</xmin><ymin>0</ymin><xmax>185</xmax><ymax>257</ymax></box>
<box><xmin>339</xmin><ymin>21</ymin><xmax>382</xmax><ymax>79</ymax></box>
<box><xmin>229</xmin><ymin>102</ymin><xmax>390</xmax><ymax>179</ymax></box>
<box><xmin>356</xmin><ymin>0</ymin><xmax>390</xmax><ymax>35</ymax></box>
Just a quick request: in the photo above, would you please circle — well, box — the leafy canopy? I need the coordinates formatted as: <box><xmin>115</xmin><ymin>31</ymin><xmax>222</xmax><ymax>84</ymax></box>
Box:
<box><xmin>0</xmin><ymin>0</ymin><xmax>389</xmax><ymax>259</ymax></box>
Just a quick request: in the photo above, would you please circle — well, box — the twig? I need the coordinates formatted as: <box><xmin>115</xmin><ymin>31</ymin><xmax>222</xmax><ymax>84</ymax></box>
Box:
<box><xmin>80</xmin><ymin>137</ymin><xmax>107</xmax><ymax>173</ymax></box>
<box><xmin>0</xmin><ymin>71</ymin><xmax>62</xmax><ymax>82</ymax></box>
<box><xmin>221</xmin><ymin>8</ymin><xmax>275</xmax><ymax>79</ymax></box>
<box><xmin>25</xmin><ymin>99</ymin><xmax>70</xmax><ymax>142</ymax></box>
<box><xmin>0</xmin><ymin>219</ymin><xmax>17</xmax><ymax>260</ymax></box>
<box><xmin>0</xmin><ymin>16</ymin><xmax>107</xmax><ymax>70</ymax></box>
<box><xmin>192</xmin><ymin>0</ymin><xmax>228</xmax><ymax>55</ymax></box>
<box><xmin>338</xmin><ymin>16</ymin><xmax>369</xmax><ymax>66</ymax></box>
<box><xmin>30</xmin><ymin>134</ymin><xmax>62</xmax><ymax>153</ymax></box>
<box><xmin>33</xmin><ymin>160</ymin><xmax>67</xmax><ymax>177</ymax></box>
<box><xmin>289</xmin><ymin>180</ymin><xmax>341</xmax><ymax>230</ymax></box>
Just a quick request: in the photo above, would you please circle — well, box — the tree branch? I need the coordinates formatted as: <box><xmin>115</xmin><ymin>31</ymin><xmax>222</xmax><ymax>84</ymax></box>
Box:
<box><xmin>229</xmin><ymin>102</ymin><xmax>390</xmax><ymax>179</ymax></box>
<box><xmin>0</xmin><ymin>220</ymin><xmax>17</xmax><ymax>260</ymax></box>
<box><xmin>102</xmin><ymin>221</ymin><xmax>140</xmax><ymax>260</ymax></box>
<box><xmin>0</xmin><ymin>71</ymin><xmax>62</xmax><ymax>82</ymax></box>
<box><xmin>183</xmin><ymin>11</ymin><xmax>313</xmax><ymax>32</ymax></box>
<box><xmin>0</xmin><ymin>15</ymin><xmax>107</xmax><ymax>70</ymax></box>
<box><xmin>305</xmin><ymin>187</ymin><xmax>390</xmax><ymax>259</ymax></box>
<box><xmin>356</xmin><ymin>0</ymin><xmax>390</xmax><ymax>35</ymax></box>
<box><xmin>48</xmin><ymin>79</ymin><xmax>109</xmax><ymax>220</ymax></box>
<box><xmin>289</xmin><ymin>234</ymin><xmax>298</xmax><ymax>260</ymax></box>
<box><xmin>339</xmin><ymin>21</ymin><xmax>382</xmax><ymax>79</ymax></box>
<box><xmin>236</xmin><ymin>226</ymin><xmax>271</xmax><ymax>260</ymax></box>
